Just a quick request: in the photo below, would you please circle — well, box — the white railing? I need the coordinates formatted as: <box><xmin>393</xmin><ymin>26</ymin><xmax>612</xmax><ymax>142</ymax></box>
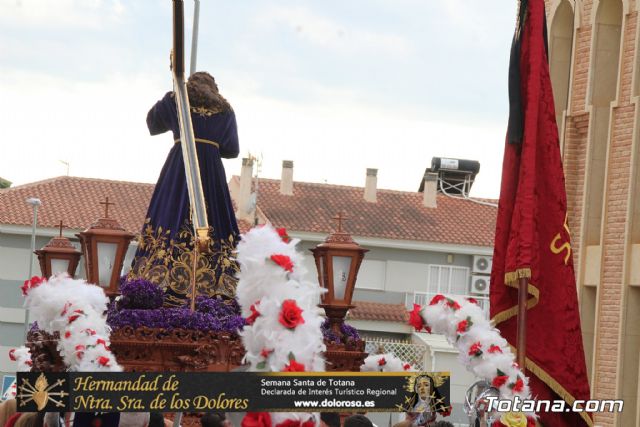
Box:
<box><xmin>364</xmin><ymin>338</ymin><xmax>428</xmax><ymax>370</ymax></box>
<box><xmin>405</xmin><ymin>291</ymin><xmax>490</xmax><ymax>319</ymax></box>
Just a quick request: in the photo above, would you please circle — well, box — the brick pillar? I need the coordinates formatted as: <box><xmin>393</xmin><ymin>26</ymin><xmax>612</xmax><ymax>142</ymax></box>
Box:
<box><xmin>591</xmin><ymin>10</ymin><xmax>638</xmax><ymax>427</ymax></box>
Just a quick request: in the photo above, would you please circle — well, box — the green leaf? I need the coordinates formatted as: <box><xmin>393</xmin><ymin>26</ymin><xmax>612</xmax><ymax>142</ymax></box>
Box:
<box><xmin>256</xmin><ymin>361</ymin><xmax>266</xmax><ymax>370</ymax></box>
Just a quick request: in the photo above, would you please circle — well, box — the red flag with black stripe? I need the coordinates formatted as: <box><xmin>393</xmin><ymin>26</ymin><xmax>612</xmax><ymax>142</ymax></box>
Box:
<box><xmin>490</xmin><ymin>0</ymin><xmax>591</xmax><ymax>425</ymax></box>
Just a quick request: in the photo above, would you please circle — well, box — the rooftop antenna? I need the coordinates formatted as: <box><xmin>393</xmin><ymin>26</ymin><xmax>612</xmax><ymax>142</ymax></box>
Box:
<box><xmin>59</xmin><ymin>160</ymin><xmax>70</xmax><ymax>176</ymax></box>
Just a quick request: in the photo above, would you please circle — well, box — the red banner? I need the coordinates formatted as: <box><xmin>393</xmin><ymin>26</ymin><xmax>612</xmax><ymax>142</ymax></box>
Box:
<box><xmin>490</xmin><ymin>1</ymin><xmax>591</xmax><ymax>426</ymax></box>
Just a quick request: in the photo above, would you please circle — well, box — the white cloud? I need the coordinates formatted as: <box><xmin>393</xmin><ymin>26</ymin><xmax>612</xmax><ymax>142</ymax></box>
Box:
<box><xmin>223</xmin><ymin>78</ymin><xmax>504</xmax><ymax>198</ymax></box>
<box><xmin>437</xmin><ymin>0</ymin><xmax>517</xmax><ymax>47</ymax></box>
<box><xmin>0</xmin><ymin>0</ymin><xmax>126</xmax><ymax>30</ymax></box>
<box><xmin>0</xmin><ymin>68</ymin><xmax>504</xmax><ymax>198</ymax></box>
<box><xmin>256</xmin><ymin>6</ymin><xmax>413</xmax><ymax>57</ymax></box>
<box><xmin>0</xmin><ymin>69</ymin><xmax>168</xmax><ymax>185</ymax></box>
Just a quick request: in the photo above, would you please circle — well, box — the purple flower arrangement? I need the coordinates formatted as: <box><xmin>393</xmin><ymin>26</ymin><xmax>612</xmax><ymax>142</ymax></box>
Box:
<box><xmin>321</xmin><ymin>319</ymin><xmax>361</xmax><ymax>344</ymax></box>
<box><xmin>107</xmin><ymin>278</ymin><xmax>245</xmax><ymax>335</ymax></box>
<box><xmin>107</xmin><ymin>304</ymin><xmax>246</xmax><ymax>334</ymax></box>
<box><xmin>118</xmin><ymin>277</ymin><xmax>163</xmax><ymax>309</ymax></box>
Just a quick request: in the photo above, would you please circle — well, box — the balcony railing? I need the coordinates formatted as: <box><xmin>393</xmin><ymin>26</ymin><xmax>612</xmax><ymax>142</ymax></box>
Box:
<box><xmin>405</xmin><ymin>291</ymin><xmax>490</xmax><ymax>319</ymax></box>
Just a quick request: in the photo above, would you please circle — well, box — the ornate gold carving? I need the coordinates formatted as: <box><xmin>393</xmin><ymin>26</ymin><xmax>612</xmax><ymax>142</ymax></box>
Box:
<box><xmin>129</xmin><ymin>219</ymin><xmax>239</xmax><ymax>304</ymax></box>
<box><xmin>191</xmin><ymin>106</ymin><xmax>223</xmax><ymax>117</ymax></box>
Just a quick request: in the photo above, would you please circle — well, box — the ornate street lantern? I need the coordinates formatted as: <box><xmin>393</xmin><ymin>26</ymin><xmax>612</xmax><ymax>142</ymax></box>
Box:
<box><xmin>77</xmin><ymin>197</ymin><xmax>135</xmax><ymax>297</ymax></box>
<box><xmin>311</xmin><ymin>212</ymin><xmax>368</xmax><ymax>336</ymax></box>
<box><xmin>35</xmin><ymin>221</ymin><xmax>82</xmax><ymax>278</ymax></box>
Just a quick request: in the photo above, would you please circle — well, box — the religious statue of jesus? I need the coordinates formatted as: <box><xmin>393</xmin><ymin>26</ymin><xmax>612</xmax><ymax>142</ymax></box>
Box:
<box><xmin>128</xmin><ymin>71</ymin><xmax>240</xmax><ymax>307</ymax></box>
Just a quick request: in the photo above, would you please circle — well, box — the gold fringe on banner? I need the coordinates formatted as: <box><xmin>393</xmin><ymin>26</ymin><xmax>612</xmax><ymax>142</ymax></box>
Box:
<box><xmin>504</xmin><ymin>267</ymin><xmax>532</xmax><ymax>285</ymax></box>
<box><xmin>491</xmin><ymin>267</ymin><xmax>539</xmax><ymax>326</ymax></box>
<box><xmin>506</xmin><ymin>345</ymin><xmax>594</xmax><ymax>427</ymax></box>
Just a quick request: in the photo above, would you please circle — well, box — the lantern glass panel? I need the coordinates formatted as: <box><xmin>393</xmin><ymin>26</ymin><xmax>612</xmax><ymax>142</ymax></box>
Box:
<box><xmin>318</xmin><ymin>256</ymin><xmax>325</xmax><ymax>287</ymax></box>
<box><xmin>51</xmin><ymin>259</ymin><xmax>70</xmax><ymax>275</ymax></box>
<box><xmin>97</xmin><ymin>242</ymin><xmax>118</xmax><ymax>287</ymax></box>
<box><xmin>332</xmin><ymin>255</ymin><xmax>352</xmax><ymax>300</ymax></box>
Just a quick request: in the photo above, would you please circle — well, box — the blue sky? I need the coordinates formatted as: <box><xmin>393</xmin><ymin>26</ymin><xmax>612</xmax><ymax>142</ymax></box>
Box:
<box><xmin>0</xmin><ymin>0</ymin><xmax>517</xmax><ymax>197</ymax></box>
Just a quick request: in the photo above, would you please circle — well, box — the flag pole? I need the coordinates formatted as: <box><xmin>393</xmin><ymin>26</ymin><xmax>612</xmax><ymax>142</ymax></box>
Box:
<box><xmin>516</xmin><ymin>277</ymin><xmax>528</xmax><ymax>369</ymax></box>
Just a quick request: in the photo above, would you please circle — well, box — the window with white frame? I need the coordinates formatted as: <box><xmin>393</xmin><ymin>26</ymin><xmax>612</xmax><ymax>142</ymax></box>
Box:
<box><xmin>427</xmin><ymin>265</ymin><xmax>469</xmax><ymax>295</ymax></box>
<box><xmin>406</xmin><ymin>264</ymin><xmax>489</xmax><ymax>318</ymax></box>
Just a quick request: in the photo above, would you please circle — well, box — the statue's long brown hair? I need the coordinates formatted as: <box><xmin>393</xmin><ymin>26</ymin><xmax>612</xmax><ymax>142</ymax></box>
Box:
<box><xmin>186</xmin><ymin>71</ymin><xmax>232</xmax><ymax>112</ymax></box>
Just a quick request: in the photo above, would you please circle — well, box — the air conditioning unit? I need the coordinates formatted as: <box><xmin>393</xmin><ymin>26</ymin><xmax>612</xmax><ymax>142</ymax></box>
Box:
<box><xmin>470</xmin><ymin>275</ymin><xmax>490</xmax><ymax>295</ymax></box>
<box><xmin>472</xmin><ymin>255</ymin><xmax>493</xmax><ymax>274</ymax></box>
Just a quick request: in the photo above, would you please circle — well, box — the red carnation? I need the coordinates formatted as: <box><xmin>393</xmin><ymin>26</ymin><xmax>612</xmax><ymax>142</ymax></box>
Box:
<box><xmin>468</xmin><ymin>342</ymin><xmax>483</xmax><ymax>357</ymax></box>
<box><xmin>378</xmin><ymin>357</ymin><xmax>386</xmax><ymax>366</ymax></box>
<box><xmin>425</xmin><ymin>325</ymin><xmax>432</xmax><ymax>334</ymax></box>
<box><xmin>279</xmin><ymin>299</ymin><xmax>304</xmax><ymax>329</ymax></box>
<box><xmin>429</xmin><ymin>294</ymin><xmax>446</xmax><ymax>305</ymax></box>
<box><xmin>96</xmin><ymin>338</ymin><xmax>107</xmax><ymax>347</ymax></box>
<box><xmin>467</xmin><ymin>297</ymin><xmax>478</xmax><ymax>305</ymax></box>
<box><xmin>276</xmin><ymin>228</ymin><xmax>291</xmax><ymax>243</ymax></box>
<box><xmin>510</xmin><ymin>377</ymin><xmax>524</xmax><ymax>393</ymax></box>
<box><xmin>403</xmin><ymin>363</ymin><xmax>411</xmax><ymax>371</ymax></box>
<box><xmin>283</xmin><ymin>359</ymin><xmax>305</xmax><ymax>372</ymax></box>
<box><xmin>246</xmin><ymin>303</ymin><xmax>261</xmax><ymax>325</ymax></box>
<box><xmin>488</xmin><ymin>345</ymin><xmax>503</xmax><ymax>354</ymax></box>
<box><xmin>260</xmin><ymin>348</ymin><xmax>273</xmax><ymax>358</ymax></box>
<box><xmin>492</xmin><ymin>375</ymin><xmax>509</xmax><ymax>388</ymax></box>
<box><xmin>64</xmin><ymin>331</ymin><xmax>71</xmax><ymax>339</ymax></box>
<box><xmin>440</xmin><ymin>405</ymin><xmax>452</xmax><ymax>417</ymax></box>
<box><xmin>242</xmin><ymin>413</ymin><xmax>272</xmax><ymax>427</ymax></box>
<box><xmin>270</xmin><ymin>254</ymin><xmax>294</xmax><ymax>273</ymax></box>
<box><xmin>300</xmin><ymin>420</ymin><xmax>314</xmax><ymax>427</ymax></box>
<box><xmin>408</xmin><ymin>304</ymin><xmax>425</xmax><ymax>331</ymax></box>
<box><xmin>68</xmin><ymin>309</ymin><xmax>85</xmax><ymax>323</ymax></box>
<box><xmin>75</xmin><ymin>345</ymin><xmax>85</xmax><ymax>360</ymax></box>
<box><xmin>21</xmin><ymin>276</ymin><xmax>45</xmax><ymax>296</ymax></box>
<box><xmin>97</xmin><ymin>356</ymin><xmax>110</xmax><ymax>367</ymax></box>
<box><xmin>446</xmin><ymin>299</ymin><xmax>461</xmax><ymax>310</ymax></box>
<box><xmin>84</xmin><ymin>328</ymin><xmax>96</xmax><ymax>336</ymax></box>
<box><xmin>8</xmin><ymin>349</ymin><xmax>16</xmax><ymax>361</ymax></box>
<box><xmin>25</xmin><ymin>360</ymin><xmax>32</xmax><ymax>366</ymax></box>
<box><xmin>61</xmin><ymin>302</ymin><xmax>71</xmax><ymax>316</ymax></box>
<box><xmin>456</xmin><ymin>319</ymin><xmax>469</xmax><ymax>334</ymax></box>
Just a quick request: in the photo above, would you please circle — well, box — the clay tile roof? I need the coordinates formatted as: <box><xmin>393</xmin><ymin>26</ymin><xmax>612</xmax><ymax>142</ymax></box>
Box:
<box><xmin>246</xmin><ymin>177</ymin><xmax>497</xmax><ymax>247</ymax></box>
<box><xmin>1</xmin><ymin>176</ymin><xmax>497</xmax><ymax>247</ymax></box>
<box><xmin>0</xmin><ymin>176</ymin><xmax>153</xmax><ymax>233</ymax></box>
<box><xmin>0</xmin><ymin>176</ymin><xmax>257</xmax><ymax>237</ymax></box>
<box><xmin>348</xmin><ymin>301</ymin><xmax>409</xmax><ymax>323</ymax></box>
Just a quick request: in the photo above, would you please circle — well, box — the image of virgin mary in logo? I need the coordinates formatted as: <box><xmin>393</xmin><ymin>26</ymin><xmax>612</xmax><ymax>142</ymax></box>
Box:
<box><xmin>400</xmin><ymin>373</ymin><xmax>451</xmax><ymax>424</ymax></box>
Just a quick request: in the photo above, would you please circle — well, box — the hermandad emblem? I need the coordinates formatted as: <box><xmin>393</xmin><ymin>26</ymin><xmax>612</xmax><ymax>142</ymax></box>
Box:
<box><xmin>18</xmin><ymin>373</ymin><xmax>67</xmax><ymax>410</ymax></box>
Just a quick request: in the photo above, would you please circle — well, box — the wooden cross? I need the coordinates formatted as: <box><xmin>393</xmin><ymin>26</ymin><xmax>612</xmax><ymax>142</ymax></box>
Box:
<box><xmin>99</xmin><ymin>197</ymin><xmax>115</xmax><ymax>218</ymax></box>
<box><xmin>332</xmin><ymin>211</ymin><xmax>348</xmax><ymax>233</ymax></box>
<box><xmin>58</xmin><ymin>220</ymin><xmax>66</xmax><ymax>238</ymax></box>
